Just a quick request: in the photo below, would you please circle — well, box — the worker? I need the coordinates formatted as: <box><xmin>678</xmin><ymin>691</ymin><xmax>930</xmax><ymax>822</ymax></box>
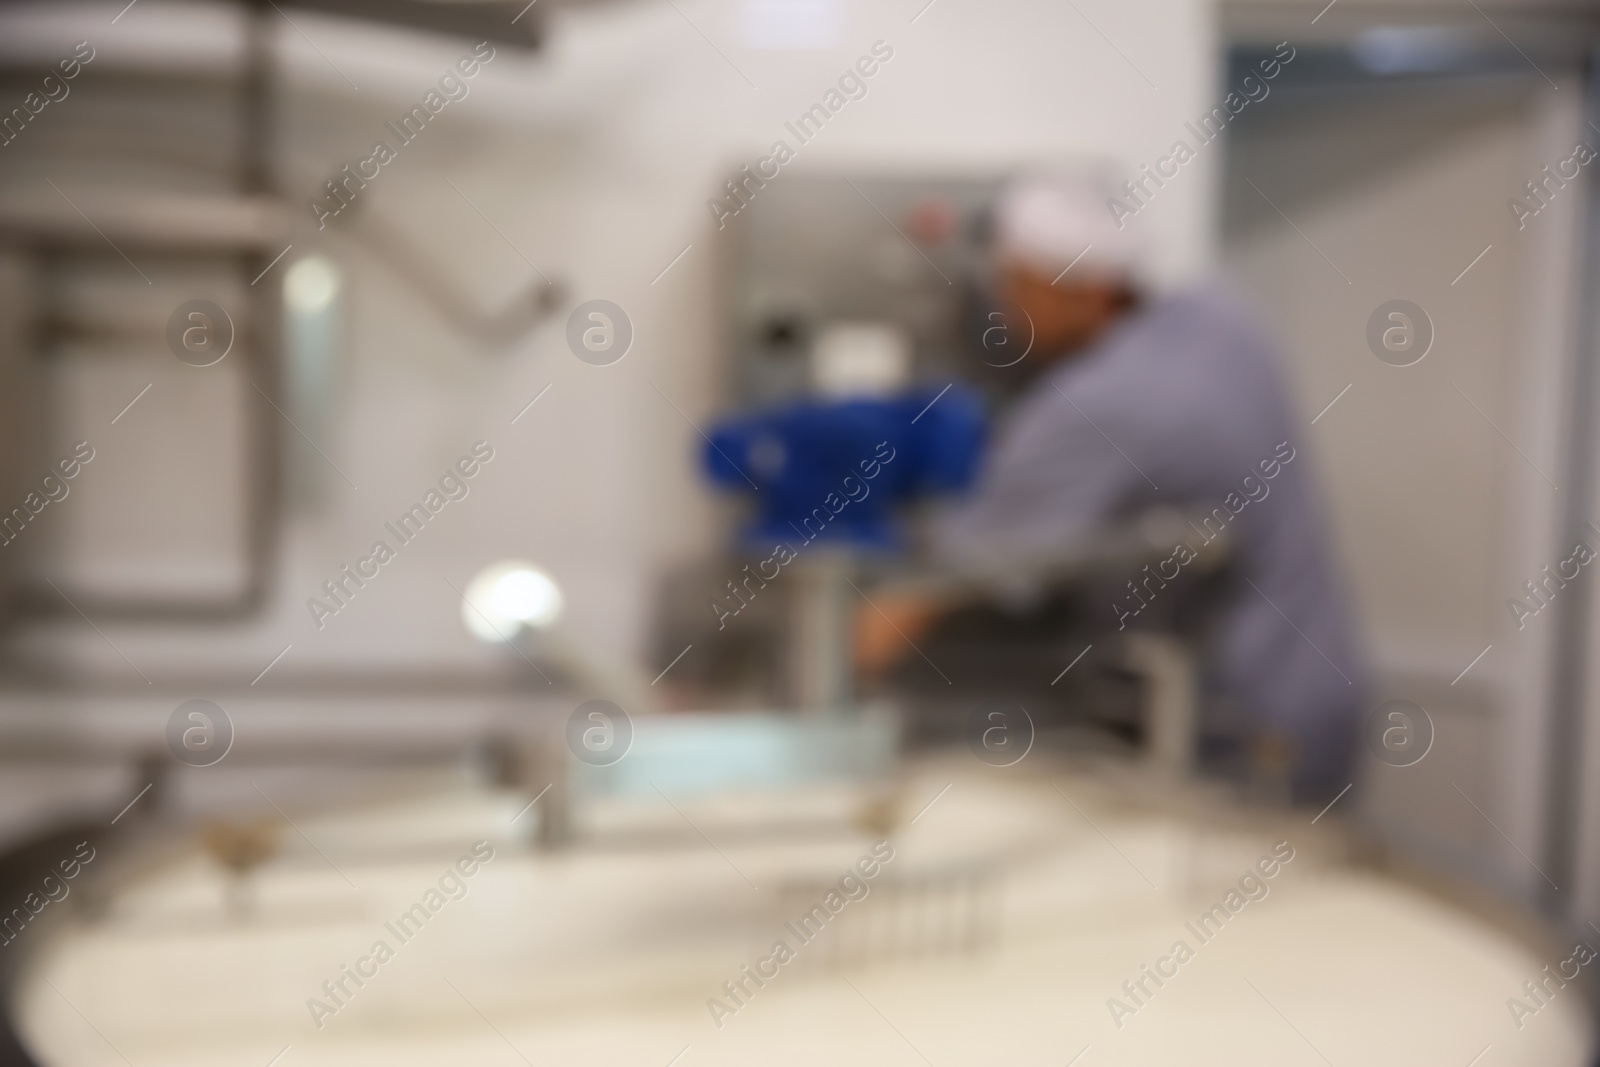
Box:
<box><xmin>857</xmin><ymin>168</ymin><xmax>1367</xmax><ymax>804</ymax></box>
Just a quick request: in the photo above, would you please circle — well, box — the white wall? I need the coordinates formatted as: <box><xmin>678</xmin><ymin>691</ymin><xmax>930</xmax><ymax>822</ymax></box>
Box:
<box><xmin>1222</xmin><ymin>78</ymin><xmax>1586</xmax><ymax>900</ymax></box>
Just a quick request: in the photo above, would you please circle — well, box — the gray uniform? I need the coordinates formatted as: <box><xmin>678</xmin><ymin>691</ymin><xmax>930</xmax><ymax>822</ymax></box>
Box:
<box><xmin>935</xmin><ymin>282</ymin><xmax>1366</xmax><ymax>799</ymax></box>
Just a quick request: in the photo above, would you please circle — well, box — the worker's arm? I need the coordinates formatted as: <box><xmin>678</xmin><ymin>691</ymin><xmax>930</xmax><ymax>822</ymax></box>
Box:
<box><xmin>936</xmin><ymin>376</ymin><xmax>1140</xmax><ymax>562</ymax></box>
<box><xmin>853</xmin><ymin>591</ymin><xmax>946</xmax><ymax>676</ymax></box>
<box><xmin>854</xmin><ymin>368</ymin><xmax>1148</xmax><ymax>675</ymax></box>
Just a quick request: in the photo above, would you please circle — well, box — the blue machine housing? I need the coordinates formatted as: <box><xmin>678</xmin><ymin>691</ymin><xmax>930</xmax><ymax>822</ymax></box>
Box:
<box><xmin>703</xmin><ymin>385</ymin><xmax>985</xmax><ymax>551</ymax></box>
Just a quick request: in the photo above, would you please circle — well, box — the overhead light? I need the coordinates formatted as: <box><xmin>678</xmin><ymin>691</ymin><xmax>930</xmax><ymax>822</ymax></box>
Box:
<box><xmin>462</xmin><ymin>561</ymin><xmax>564</xmax><ymax>642</ymax></box>
<box><xmin>1351</xmin><ymin>27</ymin><xmax>1481</xmax><ymax>76</ymax></box>
<box><xmin>740</xmin><ymin>0</ymin><xmax>840</xmax><ymax>50</ymax></box>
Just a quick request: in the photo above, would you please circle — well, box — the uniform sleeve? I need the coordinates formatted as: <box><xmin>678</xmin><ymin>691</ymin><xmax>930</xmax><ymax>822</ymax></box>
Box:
<box><xmin>932</xmin><ymin>379</ymin><xmax>1146</xmax><ymax>564</ymax></box>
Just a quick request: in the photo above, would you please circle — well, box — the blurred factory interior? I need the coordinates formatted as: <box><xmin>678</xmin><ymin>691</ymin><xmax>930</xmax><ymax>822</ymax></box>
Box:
<box><xmin>3</xmin><ymin>0</ymin><xmax>1600</xmax><ymax>1063</ymax></box>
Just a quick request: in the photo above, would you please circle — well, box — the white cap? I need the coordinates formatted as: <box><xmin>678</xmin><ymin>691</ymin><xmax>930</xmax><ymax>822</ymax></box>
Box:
<box><xmin>994</xmin><ymin>166</ymin><xmax>1141</xmax><ymax>282</ymax></box>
